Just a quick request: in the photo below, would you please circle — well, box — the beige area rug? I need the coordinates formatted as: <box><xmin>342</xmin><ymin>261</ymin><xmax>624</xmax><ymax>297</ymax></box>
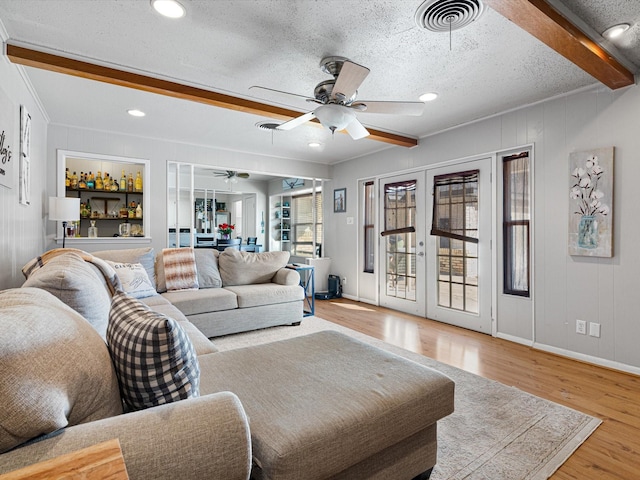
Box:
<box><xmin>213</xmin><ymin>316</ymin><xmax>601</xmax><ymax>480</ymax></box>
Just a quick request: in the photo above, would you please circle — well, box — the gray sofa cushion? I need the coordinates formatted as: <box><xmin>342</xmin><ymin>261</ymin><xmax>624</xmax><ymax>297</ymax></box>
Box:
<box><xmin>138</xmin><ymin>296</ymin><xmax>218</xmax><ymax>356</ymax></box>
<box><xmin>224</xmin><ymin>283</ymin><xmax>304</xmax><ymax>308</ymax></box>
<box><xmin>93</xmin><ymin>247</ymin><xmax>156</xmax><ymax>290</ymax></box>
<box><xmin>0</xmin><ymin>288</ymin><xmax>122</xmax><ymax>453</ymax></box>
<box><xmin>161</xmin><ymin>288</ymin><xmax>238</xmax><ymax>316</ymax></box>
<box><xmin>199</xmin><ymin>331</ymin><xmax>455</xmax><ymax>480</ymax></box>
<box><xmin>21</xmin><ymin>252</ymin><xmax>112</xmax><ymax>338</ymax></box>
<box><xmin>219</xmin><ymin>250</ymin><xmax>290</xmax><ymax>286</ymax></box>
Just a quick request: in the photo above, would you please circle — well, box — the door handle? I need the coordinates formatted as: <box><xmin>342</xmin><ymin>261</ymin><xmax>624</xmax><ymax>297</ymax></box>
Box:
<box><xmin>417</xmin><ymin>252</ymin><xmax>424</xmax><ymax>257</ymax></box>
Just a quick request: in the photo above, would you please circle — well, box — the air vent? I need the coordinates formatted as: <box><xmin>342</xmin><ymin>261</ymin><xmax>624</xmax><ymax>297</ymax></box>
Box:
<box><xmin>415</xmin><ymin>0</ymin><xmax>484</xmax><ymax>32</ymax></box>
<box><xmin>255</xmin><ymin>121</ymin><xmax>281</xmax><ymax>131</ymax></box>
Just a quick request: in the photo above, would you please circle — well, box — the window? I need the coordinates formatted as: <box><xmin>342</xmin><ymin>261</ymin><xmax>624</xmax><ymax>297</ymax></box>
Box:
<box><xmin>431</xmin><ymin>170</ymin><xmax>479</xmax><ymax>313</ymax></box>
<box><xmin>383</xmin><ymin>180</ymin><xmax>417</xmax><ymax>301</ymax></box>
<box><xmin>363</xmin><ymin>181</ymin><xmax>375</xmax><ymax>273</ymax></box>
<box><xmin>503</xmin><ymin>152</ymin><xmax>530</xmax><ymax>297</ymax></box>
<box><xmin>291</xmin><ymin>192</ymin><xmax>323</xmax><ymax>257</ymax></box>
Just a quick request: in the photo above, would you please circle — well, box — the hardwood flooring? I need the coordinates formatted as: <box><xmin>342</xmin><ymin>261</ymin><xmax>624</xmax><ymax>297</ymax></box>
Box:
<box><xmin>314</xmin><ymin>298</ymin><xmax>640</xmax><ymax>480</ymax></box>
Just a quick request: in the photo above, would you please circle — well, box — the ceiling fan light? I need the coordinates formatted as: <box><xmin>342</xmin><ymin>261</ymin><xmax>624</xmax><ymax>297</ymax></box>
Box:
<box><xmin>602</xmin><ymin>23</ymin><xmax>630</xmax><ymax>40</ymax></box>
<box><xmin>314</xmin><ymin>104</ymin><xmax>355</xmax><ymax>133</ymax></box>
<box><xmin>151</xmin><ymin>0</ymin><xmax>186</xmax><ymax>18</ymax></box>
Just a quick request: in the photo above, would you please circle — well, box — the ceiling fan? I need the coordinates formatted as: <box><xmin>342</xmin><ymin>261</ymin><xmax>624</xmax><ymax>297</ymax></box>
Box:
<box><xmin>214</xmin><ymin>170</ymin><xmax>250</xmax><ymax>183</ymax></box>
<box><xmin>251</xmin><ymin>56</ymin><xmax>425</xmax><ymax>140</ymax></box>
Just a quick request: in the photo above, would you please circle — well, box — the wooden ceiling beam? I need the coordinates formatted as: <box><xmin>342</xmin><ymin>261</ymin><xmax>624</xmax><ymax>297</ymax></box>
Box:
<box><xmin>484</xmin><ymin>0</ymin><xmax>635</xmax><ymax>90</ymax></box>
<box><xmin>5</xmin><ymin>44</ymin><xmax>418</xmax><ymax>148</ymax></box>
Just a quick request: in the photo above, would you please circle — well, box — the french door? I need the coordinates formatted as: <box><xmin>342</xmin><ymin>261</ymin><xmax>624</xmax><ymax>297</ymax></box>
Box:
<box><xmin>426</xmin><ymin>158</ymin><xmax>493</xmax><ymax>334</ymax></box>
<box><xmin>378</xmin><ymin>171</ymin><xmax>427</xmax><ymax>316</ymax></box>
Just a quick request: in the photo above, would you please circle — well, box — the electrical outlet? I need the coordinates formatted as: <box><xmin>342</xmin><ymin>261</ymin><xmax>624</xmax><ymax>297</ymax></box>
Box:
<box><xmin>576</xmin><ymin>319</ymin><xmax>587</xmax><ymax>335</ymax></box>
<box><xmin>589</xmin><ymin>322</ymin><xmax>601</xmax><ymax>338</ymax></box>
<box><xmin>342</xmin><ymin>277</ymin><xmax>347</xmax><ymax>286</ymax></box>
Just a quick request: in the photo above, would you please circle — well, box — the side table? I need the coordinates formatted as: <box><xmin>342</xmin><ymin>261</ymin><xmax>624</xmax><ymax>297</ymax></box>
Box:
<box><xmin>286</xmin><ymin>263</ymin><xmax>315</xmax><ymax>317</ymax></box>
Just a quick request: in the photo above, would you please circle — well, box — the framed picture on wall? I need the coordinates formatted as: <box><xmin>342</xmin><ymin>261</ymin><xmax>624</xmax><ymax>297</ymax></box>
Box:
<box><xmin>334</xmin><ymin>188</ymin><xmax>346</xmax><ymax>213</ymax></box>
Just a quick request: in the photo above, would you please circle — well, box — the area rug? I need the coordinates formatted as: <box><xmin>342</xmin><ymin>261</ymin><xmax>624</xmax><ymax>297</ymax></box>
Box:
<box><xmin>213</xmin><ymin>316</ymin><xmax>601</xmax><ymax>480</ymax></box>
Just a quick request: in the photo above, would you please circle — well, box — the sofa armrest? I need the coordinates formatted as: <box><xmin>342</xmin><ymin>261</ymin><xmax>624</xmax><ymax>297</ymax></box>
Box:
<box><xmin>272</xmin><ymin>268</ymin><xmax>300</xmax><ymax>286</ymax></box>
<box><xmin>0</xmin><ymin>392</ymin><xmax>251</xmax><ymax>480</ymax></box>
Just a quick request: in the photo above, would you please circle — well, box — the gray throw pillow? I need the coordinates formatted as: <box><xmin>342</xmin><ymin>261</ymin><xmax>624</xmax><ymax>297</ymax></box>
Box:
<box><xmin>0</xmin><ymin>288</ymin><xmax>122</xmax><ymax>453</ymax></box>
<box><xmin>218</xmin><ymin>249</ymin><xmax>290</xmax><ymax>286</ymax></box>
<box><xmin>22</xmin><ymin>252</ymin><xmax>112</xmax><ymax>338</ymax></box>
<box><xmin>107</xmin><ymin>290</ymin><xmax>200</xmax><ymax>411</ymax></box>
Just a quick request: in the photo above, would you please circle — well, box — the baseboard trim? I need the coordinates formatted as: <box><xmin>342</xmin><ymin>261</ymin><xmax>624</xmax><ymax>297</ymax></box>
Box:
<box><xmin>496</xmin><ymin>332</ymin><xmax>534</xmax><ymax>347</ymax></box>
<box><xmin>533</xmin><ymin>342</ymin><xmax>640</xmax><ymax>376</ymax></box>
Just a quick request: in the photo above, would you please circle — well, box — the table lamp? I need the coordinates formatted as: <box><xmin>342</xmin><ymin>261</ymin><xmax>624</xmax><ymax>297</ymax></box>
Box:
<box><xmin>49</xmin><ymin>196</ymin><xmax>80</xmax><ymax>248</ymax></box>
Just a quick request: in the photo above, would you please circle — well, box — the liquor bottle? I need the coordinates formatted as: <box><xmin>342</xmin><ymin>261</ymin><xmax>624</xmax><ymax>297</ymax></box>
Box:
<box><xmin>135</xmin><ymin>171</ymin><xmax>143</xmax><ymax>192</ymax></box>
<box><xmin>103</xmin><ymin>172</ymin><xmax>111</xmax><ymax>191</ymax></box>
<box><xmin>78</xmin><ymin>172</ymin><xmax>87</xmax><ymax>189</ymax></box>
<box><xmin>95</xmin><ymin>171</ymin><xmax>103</xmax><ymax>190</ymax></box>
<box><xmin>136</xmin><ymin>202</ymin><xmax>143</xmax><ymax>219</ymax></box>
<box><xmin>119</xmin><ymin>169</ymin><xmax>127</xmax><ymax>191</ymax></box>
<box><xmin>88</xmin><ymin>220</ymin><xmax>98</xmax><ymax>238</ymax></box>
<box><xmin>71</xmin><ymin>171</ymin><xmax>78</xmax><ymax>189</ymax></box>
<box><xmin>65</xmin><ymin>168</ymin><xmax>71</xmax><ymax>187</ymax></box>
<box><xmin>127</xmin><ymin>173</ymin><xmax>134</xmax><ymax>192</ymax></box>
<box><xmin>87</xmin><ymin>171</ymin><xmax>95</xmax><ymax>189</ymax></box>
<box><xmin>86</xmin><ymin>199</ymin><xmax>91</xmax><ymax>218</ymax></box>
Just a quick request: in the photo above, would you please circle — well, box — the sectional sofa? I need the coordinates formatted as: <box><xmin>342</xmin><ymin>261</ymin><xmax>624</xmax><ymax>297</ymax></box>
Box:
<box><xmin>0</xmin><ymin>247</ymin><xmax>455</xmax><ymax>479</ymax></box>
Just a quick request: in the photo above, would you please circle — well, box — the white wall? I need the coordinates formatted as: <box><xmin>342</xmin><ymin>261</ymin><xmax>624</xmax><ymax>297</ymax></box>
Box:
<box><xmin>0</xmin><ymin>36</ymin><xmax>48</xmax><ymax>289</ymax></box>
<box><xmin>330</xmin><ymin>83</ymin><xmax>640</xmax><ymax>372</ymax></box>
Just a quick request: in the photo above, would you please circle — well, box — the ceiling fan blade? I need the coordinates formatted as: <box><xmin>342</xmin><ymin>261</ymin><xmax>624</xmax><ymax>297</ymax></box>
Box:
<box><xmin>249</xmin><ymin>85</ymin><xmax>314</xmax><ymax>102</ymax></box>
<box><xmin>276</xmin><ymin>111</ymin><xmax>316</xmax><ymax>131</ymax></box>
<box><xmin>352</xmin><ymin>101</ymin><xmax>425</xmax><ymax>116</ymax></box>
<box><xmin>331</xmin><ymin>61</ymin><xmax>370</xmax><ymax>102</ymax></box>
<box><xmin>345</xmin><ymin>118</ymin><xmax>370</xmax><ymax>140</ymax></box>
<box><xmin>237</xmin><ymin>172</ymin><xmax>250</xmax><ymax>179</ymax></box>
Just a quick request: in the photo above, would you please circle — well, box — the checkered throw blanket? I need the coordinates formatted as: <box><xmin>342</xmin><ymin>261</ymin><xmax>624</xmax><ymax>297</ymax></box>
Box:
<box><xmin>22</xmin><ymin>248</ymin><xmax>121</xmax><ymax>294</ymax></box>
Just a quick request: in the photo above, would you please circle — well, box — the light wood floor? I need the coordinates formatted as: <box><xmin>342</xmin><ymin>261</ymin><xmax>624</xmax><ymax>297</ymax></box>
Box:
<box><xmin>314</xmin><ymin>298</ymin><xmax>640</xmax><ymax>480</ymax></box>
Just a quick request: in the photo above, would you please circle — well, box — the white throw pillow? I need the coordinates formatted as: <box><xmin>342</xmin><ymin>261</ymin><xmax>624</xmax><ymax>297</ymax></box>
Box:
<box><xmin>107</xmin><ymin>261</ymin><xmax>157</xmax><ymax>299</ymax></box>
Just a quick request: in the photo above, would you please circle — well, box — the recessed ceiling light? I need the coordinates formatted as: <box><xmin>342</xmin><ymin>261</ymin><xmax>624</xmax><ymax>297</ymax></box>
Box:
<box><xmin>127</xmin><ymin>109</ymin><xmax>146</xmax><ymax>117</ymax></box>
<box><xmin>151</xmin><ymin>0</ymin><xmax>186</xmax><ymax>19</ymax></box>
<box><xmin>308</xmin><ymin>142</ymin><xmax>323</xmax><ymax>148</ymax></box>
<box><xmin>602</xmin><ymin>23</ymin><xmax>630</xmax><ymax>40</ymax></box>
<box><xmin>419</xmin><ymin>92</ymin><xmax>438</xmax><ymax>102</ymax></box>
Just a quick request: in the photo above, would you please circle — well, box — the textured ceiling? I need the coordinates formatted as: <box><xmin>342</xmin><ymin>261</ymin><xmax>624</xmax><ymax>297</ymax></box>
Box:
<box><xmin>0</xmin><ymin>0</ymin><xmax>638</xmax><ymax>166</ymax></box>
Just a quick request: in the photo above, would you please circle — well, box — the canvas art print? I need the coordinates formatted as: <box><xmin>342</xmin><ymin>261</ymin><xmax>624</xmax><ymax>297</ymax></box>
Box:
<box><xmin>0</xmin><ymin>87</ymin><xmax>15</xmax><ymax>190</ymax></box>
<box><xmin>568</xmin><ymin>147</ymin><xmax>614</xmax><ymax>257</ymax></box>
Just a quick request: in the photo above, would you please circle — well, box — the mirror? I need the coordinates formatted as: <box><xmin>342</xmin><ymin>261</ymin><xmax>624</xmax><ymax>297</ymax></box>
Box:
<box><xmin>167</xmin><ymin>161</ymin><xmax>324</xmax><ymax>257</ymax></box>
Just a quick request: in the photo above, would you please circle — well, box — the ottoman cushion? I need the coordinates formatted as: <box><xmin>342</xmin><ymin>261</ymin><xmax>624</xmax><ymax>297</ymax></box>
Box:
<box><xmin>199</xmin><ymin>331</ymin><xmax>454</xmax><ymax>480</ymax></box>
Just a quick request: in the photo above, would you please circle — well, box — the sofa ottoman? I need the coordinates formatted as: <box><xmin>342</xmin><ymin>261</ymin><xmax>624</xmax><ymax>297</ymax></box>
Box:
<box><xmin>199</xmin><ymin>331</ymin><xmax>455</xmax><ymax>480</ymax></box>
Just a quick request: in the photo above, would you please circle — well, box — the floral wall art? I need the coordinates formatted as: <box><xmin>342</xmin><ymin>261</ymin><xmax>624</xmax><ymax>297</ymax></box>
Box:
<box><xmin>568</xmin><ymin>147</ymin><xmax>614</xmax><ymax>257</ymax></box>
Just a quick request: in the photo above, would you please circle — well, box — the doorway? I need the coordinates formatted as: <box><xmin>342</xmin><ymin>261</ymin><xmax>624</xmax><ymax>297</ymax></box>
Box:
<box><xmin>426</xmin><ymin>158</ymin><xmax>493</xmax><ymax>334</ymax></box>
<box><xmin>378</xmin><ymin>171</ymin><xmax>427</xmax><ymax>316</ymax></box>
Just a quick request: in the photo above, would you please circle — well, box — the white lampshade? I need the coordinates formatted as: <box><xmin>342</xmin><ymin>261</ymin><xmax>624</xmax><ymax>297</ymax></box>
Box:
<box><xmin>49</xmin><ymin>197</ymin><xmax>80</xmax><ymax>222</ymax></box>
<box><xmin>314</xmin><ymin>104</ymin><xmax>356</xmax><ymax>133</ymax></box>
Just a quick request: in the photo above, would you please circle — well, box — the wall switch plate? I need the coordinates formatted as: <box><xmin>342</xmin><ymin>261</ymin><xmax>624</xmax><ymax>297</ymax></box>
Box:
<box><xmin>589</xmin><ymin>322</ymin><xmax>601</xmax><ymax>338</ymax></box>
<box><xmin>576</xmin><ymin>319</ymin><xmax>587</xmax><ymax>335</ymax></box>
<box><xmin>346</xmin><ymin>217</ymin><xmax>354</xmax><ymax>225</ymax></box>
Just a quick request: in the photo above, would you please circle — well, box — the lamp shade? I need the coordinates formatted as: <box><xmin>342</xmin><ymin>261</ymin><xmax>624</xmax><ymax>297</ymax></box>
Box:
<box><xmin>49</xmin><ymin>197</ymin><xmax>80</xmax><ymax>222</ymax></box>
<box><xmin>314</xmin><ymin>104</ymin><xmax>356</xmax><ymax>133</ymax></box>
